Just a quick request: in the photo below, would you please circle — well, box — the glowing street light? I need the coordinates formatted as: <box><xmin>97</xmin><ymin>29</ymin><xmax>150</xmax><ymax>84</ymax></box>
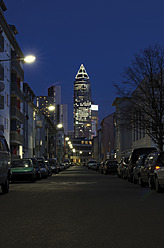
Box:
<box><xmin>0</xmin><ymin>54</ymin><xmax>36</xmax><ymax>63</ymax></box>
<box><xmin>24</xmin><ymin>55</ymin><xmax>36</xmax><ymax>63</ymax></box>
<box><xmin>48</xmin><ymin>105</ymin><xmax>55</xmax><ymax>111</ymax></box>
<box><xmin>57</xmin><ymin>124</ymin><xmax>63</xmax><ymax>129</ymax></box>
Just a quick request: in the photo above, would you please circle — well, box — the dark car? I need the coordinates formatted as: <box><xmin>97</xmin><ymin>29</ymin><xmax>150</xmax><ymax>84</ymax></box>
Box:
<box><xmin>99</xmin><ymin>162</ymin><xmax>105</xmax><ymax>174</ymax></box>
<box><xmin>132</xmin><ymin>154</ymin><xmax>147</xmax><ymax>184</ymax></box>
<box><xmin>26</xmin><ymin>157</ymin><xmax>42</xmax><ymax>180</ymax></box>
<box><xmin>117</xmin><ymin>156</ymin><xmax>129</xmax><ymax>179</ymax></box>
<box><xmin>0</xmin><ymin>132</ymin><xmax>11</xmax><ymax>193</ymax></box>
<box><xmin>103</xmin><ymin>160</ymin><xmax>118</xmax><ymax>175</ymax></box>
<box><xmin>48</xmin><ymin>159</ymin><xmax>59</xmax><ymax>174</ymax></box>
<box><xmin>87</xmin><ymin>160</ymin><xmax>97</xmax><ymax>170</ymax></box>
<box><xmin>11</xmin><ymin>158</ymin><xmax>37</xmax><ymax>182</ymax></box>
<box><xmin>139</xmin><ymin>151</ymin><xmax>159</xmax><ymax>188</ymax></box>
<box><xmin>154</xmin><ymin>152</ymin><xmax>164</xmax><ymax>192</ymax></box>
<box><xmin>127</xmin><ymin>147</ymin><xmax>157</xmax><ymax>182</ymax></box>
<box><xmin>147</xmin><ymin>151</ymin><xmax>164</xmax><ymax>189</ymax></box>
<box><xmin>45</xmin><ymin>160</ymin><xmax>52</xmax><ymax>176</ymax></box>
<box><xmin>36</xmin><ymin>157</ymin><xmax>48</xmax><ymax>179</ymax></box>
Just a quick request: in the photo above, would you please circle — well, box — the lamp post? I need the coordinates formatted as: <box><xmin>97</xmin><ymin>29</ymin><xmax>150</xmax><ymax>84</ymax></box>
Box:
<box><xmin>56</xmin><ymin>124</ymin><xmax>64</xmax><ymax>163</ymax></box>
<box><xmin>0</xmin><ymin>55</ymin><xmax>36</xmax><ymax>63</ymax></box>
<box><xmin>0</xmin><ymin>55</ymin><xmax>36</xmax><ymax>92</ymax></box>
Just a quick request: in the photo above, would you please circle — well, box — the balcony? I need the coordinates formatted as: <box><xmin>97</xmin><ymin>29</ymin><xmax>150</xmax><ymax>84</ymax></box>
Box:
<box><xmin>0</xmin><ymin>63</ymin><xmax>4</xmax><ymax>81</ymax></box>
<box><xmin>0</xmin><ymin>34</ymin><xmax>4</xmax><ymax>52</ymax></box>
<box><xmin>10</xmin><ymin>131</ymin><xmax>24</xmax><ymax>145</ymax></box>
<box><xmin>10</xmin><ymin>106</ymin><xmax>24</xmax><ymax>123</ymax></box>
<box><xmin>11</xmin><ymin>51</ymin><xmax>24</xmax><ymax>80</ymax></box>
<box><xmin>0</xmin><ymin>94</ymin><xmax>4</xmax><ymax>109</ymax></box>
<box><xmin>11</xmin><ymin>82</ymin><xmax>25</xmax><ymax>101</ymax></box>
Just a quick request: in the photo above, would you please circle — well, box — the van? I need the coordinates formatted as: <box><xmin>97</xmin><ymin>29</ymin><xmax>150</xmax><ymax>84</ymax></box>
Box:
<box><xmin>0</xmin><ymin>131</ymin><xmax>11</xmax><ymax>193</ymax></box>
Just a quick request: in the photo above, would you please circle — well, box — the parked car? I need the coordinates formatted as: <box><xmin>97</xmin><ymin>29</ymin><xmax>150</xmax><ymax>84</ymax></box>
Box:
<box><xmin>0</xmin><ymin>131</ymin><xmax>11</xmax><ymax>194</ymax></box>
<box><xmin>146</xmin><ymin>151</ymin><xmax>164</xmax><ymax>190</ymax></box>
<box><xmin>103</xmin><ymin>160</ymin><xmax>118</xmax><ymax>175</ymax></box>
<box><xmin>63</xmin><ymin>158</ymin><xmax>70</xmax><ymax>168</ymax></box>
<box><xmin>87</xmin><ymin>160</ymin><xmax>97</xmax><ymax>170</ymax></box>
<box><xmin>36</xmin><ymin>157</ymin><xmax>48</xmax><ymax>179</ymax></box>
<box><xmin>10</xmin><ymin>158</ymin><xmax>37</xmax><ymax>182</ymax></box>
<box><xmin>45</xmin><ymin>160</ymin><xmax>52</xmax><ymax>176</ymax></box>
<box><xmin>132</xmin><ymin>154</ymin><xmax>147</xmax><ymax>184</ymax></box>
<box><xmin>127</xmin><ymin>147</ymin><xmax>157</xmax><ymax>182</ymax></box>
<box><xmin>139</xmin><ymin>150</ymin><xmax>158</xmax><ymax>187</ymax></box>
<box><xmin>95</xmin><ymin>163</ymin><xmax>101</xmax><ymax>172</ymax></box>
<box><xmin>26</xmin><ymin>157</ymin><xmax>42</xmax><ymax>180</ymax></box>
<box><xmin>153</xmin><ymin>152</ymin><xmax>164</xmax><ymax>192</ymax></box>
<box><xmin>117</xmin><ymin>156</ymin><xmax>129</xmax><ymax>179</ymax></box>
<box><xmin>48</xmin><ymin>159</ymin><xmax>59</xmax><ymax>173</ymax></box>
<box><xmin>99</xmin><ymin>162</ymin><xmax>105</xmax><ymax>174</ymax></box>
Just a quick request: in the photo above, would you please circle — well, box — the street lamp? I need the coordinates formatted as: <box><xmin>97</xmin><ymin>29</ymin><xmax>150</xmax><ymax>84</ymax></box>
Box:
<box><xmin>0</xmin><ymin>54</ymin><xmax>36</xmax><ymax>92</ymax></box>
<box><xmin>23</xmin><ymin>55</ymin><xmax>36</xmax><ymax>63</ymax></box>
<box><xmin>0</xmin><ymin>55</ymin><xmax>36</xmax><ymax>63</ymax></box>
<box><xmin>48</xmin><ymin>105</ymin><xmax>55</xmax><ymax>111</ymax></box>
<box><xmin>57</xmin><ymin>124</ymin><xmax>63</xmax><ymax>129</ymax></box>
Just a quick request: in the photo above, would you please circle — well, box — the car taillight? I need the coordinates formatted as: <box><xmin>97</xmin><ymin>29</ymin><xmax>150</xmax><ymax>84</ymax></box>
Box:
<box><xmin>155</xmin><ymin>166</ymin><xmax>160</xmax><ymax>170</ymax></box>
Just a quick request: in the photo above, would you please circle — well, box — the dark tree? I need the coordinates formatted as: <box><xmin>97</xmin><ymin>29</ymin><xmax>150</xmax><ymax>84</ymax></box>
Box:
<box><xmin>114</xmin><ymin>44</ymin><xmax>164</xmax><ymax>151</ymax></box>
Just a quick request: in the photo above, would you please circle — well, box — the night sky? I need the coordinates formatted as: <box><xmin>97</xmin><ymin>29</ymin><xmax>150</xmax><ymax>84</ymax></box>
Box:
<box><xmin>4</xmin><ymin>0</ymin><xmax>164</xmax><ymax>130</ymax></box>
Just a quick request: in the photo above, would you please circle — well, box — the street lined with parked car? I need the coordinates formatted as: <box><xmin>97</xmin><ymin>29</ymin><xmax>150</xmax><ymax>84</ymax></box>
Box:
<box><xmin>1</xmin><ymin>165</ymin><xmax>164</xmax><ymax>248</ymax></box>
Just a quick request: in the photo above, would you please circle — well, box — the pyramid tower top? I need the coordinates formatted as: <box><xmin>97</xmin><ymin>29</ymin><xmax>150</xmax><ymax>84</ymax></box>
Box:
<box><xmin>75</xmin><ymin>64</ymin><xmax>89</xmax><ymax>80</ymax></box>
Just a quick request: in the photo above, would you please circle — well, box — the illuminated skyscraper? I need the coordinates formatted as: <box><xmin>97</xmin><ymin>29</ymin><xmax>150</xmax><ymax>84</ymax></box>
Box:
<box><xmin>74</xmin><ymin>64</ymin><xmax>92</xmax><ymax>139</ymax></box>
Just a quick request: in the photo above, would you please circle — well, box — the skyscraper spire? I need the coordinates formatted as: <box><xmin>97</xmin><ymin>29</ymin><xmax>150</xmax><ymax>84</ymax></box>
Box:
<box><xmin>75</xmin><ymin>64</ymin><xmax>89</xmax><ymax>80</ymax></box>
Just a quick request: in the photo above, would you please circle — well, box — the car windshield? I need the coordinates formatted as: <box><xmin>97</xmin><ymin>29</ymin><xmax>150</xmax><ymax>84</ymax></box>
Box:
<box><xmin>11</xmin><ymin>160</ymin><xmax>32</xmax><ymax>168</ymax></box>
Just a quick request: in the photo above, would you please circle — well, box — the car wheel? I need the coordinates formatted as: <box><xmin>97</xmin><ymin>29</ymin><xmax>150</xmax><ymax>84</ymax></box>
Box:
<box><xmin>155</xmin><ymin>177</ymin><xmax>161</xmax><ymax>193</ymax></box>
<box><xmin>1</xmin><ymin>177</ymin><xmax>9</xmax><ymax>194</ymax></box>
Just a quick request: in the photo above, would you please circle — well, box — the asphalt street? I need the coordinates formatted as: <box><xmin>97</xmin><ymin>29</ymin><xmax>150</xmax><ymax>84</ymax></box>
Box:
<box><xmin>0</xmin><ymin>165</ymin><xmax>164</xmax><ymax>248</ymax></box>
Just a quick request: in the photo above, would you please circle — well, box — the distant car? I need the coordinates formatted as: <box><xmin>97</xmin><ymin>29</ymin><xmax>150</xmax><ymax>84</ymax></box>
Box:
<box><xmin>132</xmin><ymin>154</ymin><xmax>147</xmax><ymax>184</ymax></box>
<box><xmin>26</xmin><ymin>157</ymin><xmax>42</xmax><ymax>180</ymax></box>
<box><xmin>36</xmin><ymin>157</ymin><xmax>48</xmax><ymax>179</ymax></box>
<box><xmin>45</xmin><ymin>160</ymin><xmax>52</xmax><ymax>176</ymax></box>
<box><xmin>48</xmin><ymin>159</ymin><xmax>59</xmax><ymax>173</ymax></box>
<box><xmin>0</xmin><ymin>132</ymin><xmax>11</xmax><ymax>193</ymax></box>
<box><xmin>63</xmin><ymin>159</ymin><xmax>70</xmax><ymax>168</ymax></box>
<box><xmin>103</xmin><ymin>160</ymin><xmax>118</xmax><ymax>175</ymax></box>
<box><xmin>11</xmin><ymin>158</ymin><xmax>37</xmax><ymax>182</ymax></box>
<box><xmin>99</xmin><ymin>162</ymin><xmax>105</xmax><ymax>174</ymax></box>
<box><xmin>94</xmin><ymin>162</ymin><xmax>101</xmax><ymax>171</ymax></box>
<box><xmin>87</xmin><ymin>160</ymin><xmax>97</xmax><ymax>170</ymax></box>
<box><xmin>117</xmin><ymin>157</ymin><xmax>129</xmax><ymax>179</ymax></box>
